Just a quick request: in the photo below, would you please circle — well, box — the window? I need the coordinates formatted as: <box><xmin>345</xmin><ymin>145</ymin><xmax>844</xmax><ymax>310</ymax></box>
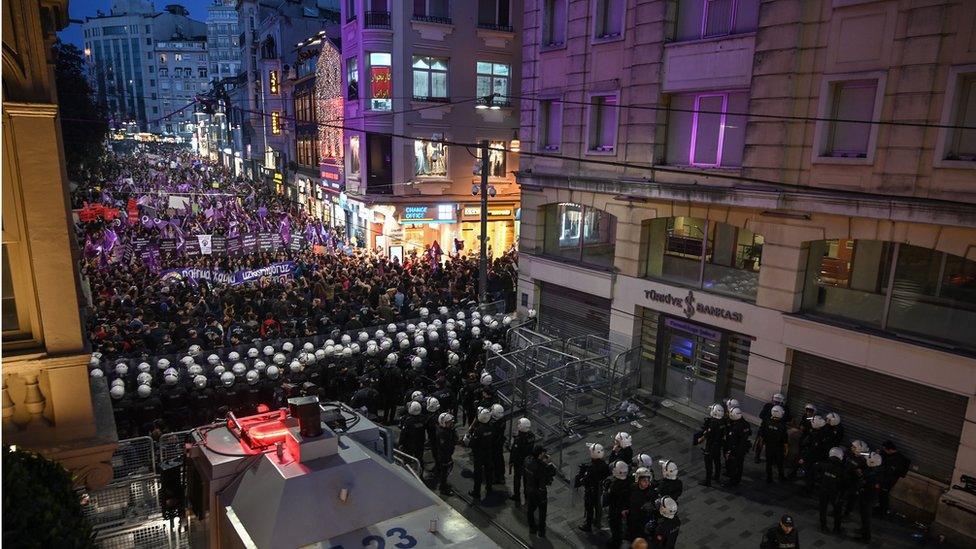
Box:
<box><xmin>675</xmin><ymin>0</ymin><xmax>760</xmax><ymax>41</ymax></box>
<box><xmin>543</xmin><ymin>203</ymin><xmax>617</xmax><ymax>268</ymax></box>
<box><xmin>145</xmin><ymin>25</ymin><xmax>151</xmax><ymax>33</ymax></box>
<box><xmin>665</xmin><ymin>91</ymin><xmax>747</xmax><ymax>167</ymax></box>
<box><xmin>367</xmin><ymin>133</ymin><xmax>393</xmax><ymax>193</ymax></box>
<box><xmin>542</xmin><ymin>0</ymin><xmax>567</xmax><ymax>46</ymax></box>
<box><xmin>271</xmin><ymin>111</ymin><xmax>281</xmax><ymax>134</ymax></box>
<box><xmin>349</xmin><ymin>135</ymin><xmax>361</xmax><ymax>176</ymax></box>
<box><xmin>145</xmin><ymin>37</ymin><xmax>152</xmax><ymax>45</ymax></box>
<box><xmin>939</xmin><ymin>68</ymin><xmax>976</xmax><ymax>163</ymax></box>
<box><xmin>153</xmin><ymin>106</ymin><xmax>159</xmax><ymax>114</ymax></box>
<box><xmin>813</xmin><ymin>73</ymin><xmax>885</xmax><ymax>163</ymax></box>
<box><xmin>587</xmin><ymin>94</ymin><xmax>618</xmax><ymax>153</ymax></box>
<box><xmin>414</xmin><ymin>0</ymin><xmax>450</xmax><ymax>22</ymax></box>
<box><xmin>476</xmin><ymin>62</ymin><xmax>510</xmax><ymax>105</ymax></box>
<box><xmin>199</xmin><ymin>67</ymin><xmax>207</xmax><ymax>78</ymax></box>
<box><xmin>159</xmin><ymin>53</ymin><xmax>167</xmax><ymax>63</ymax></box>
<box><xmin>347</xmin><ymin>0</ymin><xmax>357</xmax><ymax>21</ymax></box>
<box><xmin>149</xmin><ymin>66</ymin><xmax>154</xmax><ymax>73</ymax></box>
<box><xmin>478</xmin><ymin>0</ymin><xmax>511</xmax><ymax>30</ymax></box>
<box><xmin>368</xmin><ymin>52</ymin><xmax>392</xmax><ymax>110</ymax></box>
<box><xmin>414</xmin><ymin>135</ymin><xmax>447</xmax><ymax>177</ymax></box>
<box><xmin>594</xmin><ymin>0</ymin><xmax>624</xmax><ymax>40</ymax></box>
<box><xmin>538</xmin><ymin>98</ymin><xmax>563</xmax><ymax>151</ymax></box>
<box><xmin>437</xmin><ymin>204</ymin><xmax>454</xmax><ymax>220</ymax></box>
<box><xmin>412</xmin><ymin>56</ymin><xmax>449</xmax><ymax>101</ymax></box>
<box><xmin>802</xmin><ymin>241</ymin><xmax>976</xmax><ymax>350</ymax></box>
<box><xmin>159</xmin><ymin>68</ymin><xmax>168</xmax><ymax>77</ymax></box>
<box><xmin>150</xmin><ymin>80</ymin><xmax>155</xmax><ymax>88</ymax></box>
<box><xmin>346</xmin><ymin>57</ymin><xmax>359</xmax><ymax>99</ymax></box>
<box><xmin>642</xmin><ymin>217</ymin><xmax>764</xmax><ymax>301</ymax></box>
<box><xmin>474</xmin><ymin>141</ymin><xmax>507</xmax><ymax>177</ymax></box>
<box><xmin>2</xmin><ymin>170</ymin><xmax>39</xmax><ymax>344</ymax></box>
<box><xmin>175</xmin><ymin>53</ymin><xmax>183</xmax><ymax>61</ymax></box>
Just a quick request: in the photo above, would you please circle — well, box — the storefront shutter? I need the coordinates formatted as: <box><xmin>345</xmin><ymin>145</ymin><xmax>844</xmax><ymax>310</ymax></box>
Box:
<box><xmin>787</xmin><ymin>351</ymin><xmax>967</xmax><ymax>484</ymax></box>
<box><xmin>538</xmin><ymin>282</ymin><xmax>611</xmax><ymax>340</ymax></box>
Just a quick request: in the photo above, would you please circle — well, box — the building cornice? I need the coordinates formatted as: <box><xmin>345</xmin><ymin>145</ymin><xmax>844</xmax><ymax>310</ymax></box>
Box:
<box><xmin>2</xmin><ymin>102</ymin><xmax>59</xmax><ymax>118</ymax></box>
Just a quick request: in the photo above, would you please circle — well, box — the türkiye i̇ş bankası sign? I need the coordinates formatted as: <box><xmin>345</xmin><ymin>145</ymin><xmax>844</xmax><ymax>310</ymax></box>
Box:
<box><xmin>644</xmin><ymin>288</ymin><xmax>744</xmax><ymax>323</ymax></box>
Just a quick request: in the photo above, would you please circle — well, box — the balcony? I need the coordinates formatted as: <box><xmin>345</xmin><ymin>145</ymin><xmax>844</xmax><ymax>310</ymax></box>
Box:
<box><xmin>364</xmin><ymin>11</ymin><xmax>391</xmax><ymax>29</ymax></box>
<box><xmin>413</xmin><ymin>14</ymin><xmax>451</xmax><ymax>25</ymax></box>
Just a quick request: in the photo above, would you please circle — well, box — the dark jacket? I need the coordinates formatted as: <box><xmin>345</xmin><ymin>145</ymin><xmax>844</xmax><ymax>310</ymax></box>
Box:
<box><xmin>761</xmin><ymin>526</ymin><xmax>799</xmax><ymax>549</ymax></box>
<box><xmin>815</xmin><ymin>456</ymin><xmax>848</xmax><ymax>496</ymax></box>
<box><xmin>575</xmin><ymin>458</ymin><xmax>610</xmax><ymax>494</ymax></box>
<box><xmin>510</xmin><ymin>431</ymin><xmax>536</xmax><ymax>470</ymax></box>
<box><xmin>523</xmin><ymin>454</ymin><xmax>556</xmax><ymax>498</ymax></box>
<box><xmin>649</xmin><ymin>515</ymin><xmax>681</xmax><ymax>549</ymax></box>
<box><xmin>435</xmin><ymin>425</ymin><xmax>457</xmax><ymax>464</ymax></box>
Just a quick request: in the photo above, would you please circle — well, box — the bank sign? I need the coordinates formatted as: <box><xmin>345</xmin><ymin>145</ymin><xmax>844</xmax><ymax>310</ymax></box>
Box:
<box><xmin>644</xmin><ymin>288</ymin><xmax>744</xmax><ymax>323</ymax></box>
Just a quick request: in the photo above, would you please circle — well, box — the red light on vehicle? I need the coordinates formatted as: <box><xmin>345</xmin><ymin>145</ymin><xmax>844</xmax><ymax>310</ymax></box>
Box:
<box><xmin>247</xmin><ymin>420</ymin><xmax>290</xmax><ymax>446</ymax></box>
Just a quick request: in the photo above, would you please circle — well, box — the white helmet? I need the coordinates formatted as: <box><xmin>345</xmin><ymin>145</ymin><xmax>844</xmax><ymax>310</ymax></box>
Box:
<box><xmin>448</xmin><ymin>352</ymin><xmax>460</xmax><ymax>365</ymax></box>
<box><xmin>771</xmin><ymin>405</ymin><xmax>785</xmax><ymax>419</ymax></box>
<box><xmin>387</xmin><ymin>323</ymin><xmax>397</xmax><ymax>333</ymax></box>
<box><xmin>193</xmin><ymin>375</ymin><xmax>207</xmax><ymax>389</ymax></box>
<box><xmin>410</xmin><ymin>356</ymin><xmax>422</xmax><ymax>368</ymax></box>
<box><xmin>411</xmin><ymin>390</ymin><xmax>424</xmax><ymax>402</ymax></box>
<box><xmin>416</xmin><ymin>347</ymin><xmax>428</xmax><ymax>359</ymax></box>
<box><xmin>232</xmin><ymin>362</ymin><xmax>246</xmax><ymax>376</ymax></box>
<box><xmin>826</xmin><ymin>412</ymin><xmax>841</xmax><ymax>426</ymax></box>
<box><xmin>490</xmin><ymin>403</ymin><xmax>504</xmax><ymax>420</ymax></box>
<box><xmin>333</xmin><ymin>345</ymin><xmax>344</xmax><ymax>357</ymax></box>
<box><xmin>612</xmin><ymin>460</ymin><xmax>629</xmax><ymax>480</ymax></box>
<box><xmin>386</xmin><ymin>353</ymin><xmax>398</xmax><ymax>365</ymax></box>
<box><xmin>380</xmin><ymin>339</ymin><xmax>392</xmax><ymax>351</ymax></box>
<box><xmin>188</xmin><ymin>344</ymin><xmax>202</xmax><ymax>356</ymax></box>
<box><xmin>247</xmin><ymin>347</ymin><xmax>259</xmax><ymax>358</ymax></box>
<box><xmin>437</xmin><ymin>306</ymin><xmax>448</xmax><ymax>315</ymax></box>
<box><xmin>709</xmin><ymin>403</ymin><xmax>725</xmax><ymax>419</ymax></box>
<box><xmin>273</xmin><ymin>353</ymin><xmax>286</xmax><ymax>365</ymax></box>
<box><xmin>471</xmin><ymin>326</ymin><xmax>481</xmax><ymax>337</ymax></box>
<box><xmin>315</xmin><ymin>349</ymin><xmax>326</xmax><ymax>361</ymax></box>
<box><xmin>472</xmin><ymin>319</ymin><xmax>481</xmax><ymax>327</ymax></box>
<box><xmin>477</xmin><ymin>407</ymin><xmax>491</xmax><ymax>423</ymax></box>
<box><xmin>634</xmin><ymin>466</ymin><xmax>653</xmax><ymax>481</ymax></box>
<box><xmin>804</xmin><ymin>403</ymin><xmax>818</xmax><ymax>415</ymax></box>
<box><xmin>418</xmin><ymin>321</ymin><xmax>428</xmax><ymax>331</ymax></box>
<box><xmin>866</xmin><ymin>452</ymin><xmax>883</xmax><ymax>468</ymax></box>
<box><xmin>456</xmin><ymin>311</ymin><xmax>465</xmax><ymax>320</ymax></box>
<box><xmin>482</xmin><ymin>340</ymin><xmax>492</xmax><ymax>350</ymax></box>
<box><xmin>662</xmin><ymin>460</ymin><xmax>678</xmax><ymax>480</ymax></box>
<box><xmin>115</xmin><ymin>363</ymin><xmax>129</xmax><ymax>376</ymax></box>
<box><xmin>432</xmin><ymin>319</ymin><xmax>443</xmax><ymax>329</ymax></box>
<box><xmin>406</xmin><ymin>323</ymin><xmax>416</xmax><ymax>334</ymax></box>
<box><xmin>527</xmin><ymin>308</ymin><xmax>537</xmax><ymax>318</ymax></box>
<box><xmin>213</xmin><ymin>365</ymin><xmax>226</xmax><ymax>376</ymax></box>
<box><xmin>413</xmin><ymin>335</ymin><xmax>425</xmax><ymax>347</ymax></box>
<box><xmin>407</xmin><ymin>401</ymin><xmax>422</xmax><ymax>416</ymax></box>
<box><xmin>163</xmin><ymin>371</ymin><xmax>178</xmax><ymax>385</ymax></box>
<box><xmin>263</xmin><ymin>345</ymin><xmax>275</xmax><ymax>356</ymax></box>
<box><xmin>228</xmin><ymin>351</ymin><xmax>241</xmax><ymax>362</ymax></box>
<box><xmin>341</xmin><ymin>334</ymin><xmax>352</xmax><ymax>345</ymax></box>
<box><xmin>658</xmin><ymin>497</ymin><xmax>678</xmax><ymax>519</ymax></box>
<box><xmin>136</xmin><ymin>372</ymin><xmax>153</xmax><ymax>385</ymax></box>
<box><xmin>828</xmin><ymin>447</ymin><xmax>845</xmax><ymax>460</ymax></box>
<box><xmin>350</xmin><ymin>343</ymin><xmax>360</xmax><ymax>354</ymax></box>
<box><xmin>180</xmin><ymin>356</ymin><xmax>194</xmax><ymax>367</ymax></box>
<box><xmin>89</xmin><ymin>356</ymin><xmax>101</xmax><ymax>367</ymax></box>
<box><xmin>472</xmin><ymin>311</ymin><xmax>482</xmax><ymax>320</ymax></box>
<box><xmin>726</xmin><ymin>398</ymin><xmax>740</xmax><ymax>412</ymax></box>
<box><xmin>324</xmin><ymin>345</ymin><xmax>335</xmax><ymax>356</ymax></box>
<box><xmin>246</xmin><ymin>370</ymin><xmax>260</xmax><ymax>385</ymax></box>
<box><xmin>325</xmin><ymin>339</ymin><xmax>335</xmax><ymax>347</ymax></box>
<box><xmin>304</xmin><ymin>342</ymin><xmax>315</xmax><ymax>353</ymax></box>
<box><xmin>220</xmin><ymin>372</ymin><xmax>235</xmax><ymax>387</ymax></box>
<box><xmin>729</xmin><ymin>407</ymin><xmax>743</xmax><ymax>421</ymax></box>
<box><xmin>359</xmin><ymin>331</ymin><xmax>369</xmax><ymax>343</ymax></box>
<box><xmin>110</xmin><ymin>385</ymin><xmax>125</xmax><ymax>400</ymax></box>
<box><xmin>283</xmin><ymin>341</ymin><xmax>294</xmax><ymax>353</ymax></box>
<box><xmin>449</xmin><ymin>339</ymin><xmax>460</xmax><ymax>350</ymax></box>
<box><xmin>634</xmin><ymin>453</ymin><xmax>654</xmax><ymax>469</ymax></box>
<box><xmin>111</xmin><ymin>378</ymin><xmax>125</xmax><ymax>388</ymax></box>
<box><xmin>772</xmin><ymin>393</ymin><xmax>785</xmax><ymax>404</ymax></box>
<box><xmin>427</xmin><ymin>397</ymin><xmax>440</xmax><ymax>413</ymax></box>
<box><xmin>289</xmin><ymin>360</ymin><xmax>303</xmax><ymax>373</ymax></box>
<box><xmin>428</xmin><ymin>331</ymin><xmax>439</xmax><ymax>342</ymax></box>
<box><xmin>156</xmin><ymin>358</ymin><xmax>170</xmax><ymax>370</ymax></box>
<box><xmin>447</xmin><ymin>330</ymin><xmax>458</xmax><ymax>340</ymax></box>
<box><xmin>342</xmin><ymin>347</ymin><xmax>353</xmax><ymax>358</ymax></box>
<box><xmin>588</xmin><ymin>443</ymin><xmax>605</xmax><ymax>459</ymax></box>
<box><xmin>811</xmin><ymin>415</ymin><xmax>826</xmax><ymax>429</ymax></box>
<box><xmin>420</xmin><ymin>307</ymin><xmax>430</xmax><ymax>317</ymax></box>
<box><xmin>254</xmin><ymin>360</ymin><xmax>267</xmax><ymax>373</ymax></box>
<box><xmin>208</xmin><ymin>354</ymin><xmax>220</xmax><ymax>365</ymax></box>
<box><xmin>266</xmin><ymin>365</ymin><xmax>280</xmax><ymax>379</ymax></box>
<box><xmin>517</xmin><ymin>417</ymin><xmax>531</xmax><ymax>432</ymax></box>
<box><xmin>491</xmin><ymin>343</ymin><xmax>503</xmax><ymax>354</ymax></box>
<box><xmin>374</xmin><ymin>329</ymin><xmax>385</xmax><ymax>339</ymax></box>
<box><xmin>615</xmin><ymin>432</ymin><xmax>632</xmax><ymax>448</ymax></box>
<box><xmin>137</xmin><ymin>384</ymin><xmax>152</xmax><ymax>398</ymax></box>
<box><xmin>438</xmin><ymin>412</ymin><xmax>454</xmax><ymax>427</ymax></box>
<box><xmin>90</xmin><ymin>368</ymin><xmax>104</xmax><ymax>378</ymax></box>
<box><xmin>480</xmin><ymin>372</ymin><xmax>493</xmax><ymax>386</ymax></box>
<box><xmin>399</xmin><ymin>339</ymin><xmax>410</xmax><ymax>350</ymax></box>
<box><xmin>851</xmin><ymin>440</ymin><xmax>869</xmax><ymax>455</ymax></box>
<box><xmin>366</xmin><ymin>346</ymin><xmax>378</xmax><ymax>356</ymax></box>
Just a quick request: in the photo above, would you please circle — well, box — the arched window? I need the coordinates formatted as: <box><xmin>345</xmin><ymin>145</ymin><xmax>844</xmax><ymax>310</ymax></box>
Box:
<box><xmin>641</xmin><ymin>216</ymin><xmax>763</xmax><ymax>301</ymax></box>
<box><xmin>542</xmin><ymin>203</ymin><xmax>616</xmax><ymax>268</ymax></box>
<box><xmin>803</xmin><ymin>239</ymin><xmax>976</xmax><ymax>350</ymax></box>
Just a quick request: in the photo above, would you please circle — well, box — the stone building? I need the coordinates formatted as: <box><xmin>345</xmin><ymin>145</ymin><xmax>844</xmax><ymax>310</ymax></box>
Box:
<box><xmin>515</xmin><ymin>0</ymin><xmax>976</xmax><ymax>541</ymax></box>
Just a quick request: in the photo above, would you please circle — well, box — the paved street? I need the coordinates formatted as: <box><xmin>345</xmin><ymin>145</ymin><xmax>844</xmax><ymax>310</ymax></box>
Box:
<box><xmin>433</xmin><ymin>406</ymin><xmax>952</xmax><ymax>549</ymax></box>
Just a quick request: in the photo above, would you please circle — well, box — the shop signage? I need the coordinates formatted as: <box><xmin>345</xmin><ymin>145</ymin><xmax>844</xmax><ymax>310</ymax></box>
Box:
<box><xmin>460</xmin><ymin>203</ymin><xmax>516</xmax><ymax>221</ymax></box>
<box><xmin>402</xmin><ymin>205</ymin><xmax>432</xmax><ymax>221</ymax></box>
<box><xmin>664</xmin><ymin>318</ymin><xmax>721</xmax><ymax>341</ymax></box>
<box><xmin>643</xmin><ymin>288</ymin><xmax>744</xmax><ymax>323</ymax></box>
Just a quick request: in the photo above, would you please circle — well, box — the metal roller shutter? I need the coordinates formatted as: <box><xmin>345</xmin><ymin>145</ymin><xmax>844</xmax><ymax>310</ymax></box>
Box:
<box><xmin>539</xmin><ymin>282</ymin><xmax>611</xmax><ymax>340</ymax></box>
<box><xmin>787</xmin><ymin>351</ymin><xmax>967</xmax><ymax>484</ymax></box>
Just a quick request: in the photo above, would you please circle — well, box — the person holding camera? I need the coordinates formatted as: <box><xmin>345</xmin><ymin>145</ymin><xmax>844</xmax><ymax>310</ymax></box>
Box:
<box><xmin>523</xmin><ymin>444</ymin><xmax>557</xmax><ymax>538</ymax></box>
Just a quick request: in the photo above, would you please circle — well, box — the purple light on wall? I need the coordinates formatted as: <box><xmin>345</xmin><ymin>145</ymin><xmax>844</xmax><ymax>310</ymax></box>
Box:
<box><xmin>688</xmin><ymin>92</ymin><xmax>729</xmax><ymax>167</ymax></box>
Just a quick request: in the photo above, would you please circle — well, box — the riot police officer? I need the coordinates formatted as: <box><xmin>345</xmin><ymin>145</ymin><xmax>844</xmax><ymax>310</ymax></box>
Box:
<box><xmin>608</xmin><ymin>431</ymin><xmax>634</xmax><ymax>467</ymax></box>
<box><xmin>648</xmin><ymin>497</ymin><xmax>680</xmax><ymax>549</ymax></box>
<box><xmin>652</xmin><ymin>460</ymin><xmax>683</xmax><ymax>501</ymax></box>
<box><xmin>434</xmin><ymin>412</ymin><xmax>457</xmax><ymax>496</ymax></box>
<box><xmin>489</xmin><ymin>403</ymin><xmax>507</xmax><ymax>484</ymax></box>
<box><xmin>605</xmin><ymin>460</ymin><xmax>632</xmax><ymax>549</ymax></box>
<box><xmin>816</xmin><ymin>447</ymin><xmax>848</xmax><ymax>534</ymax></box>
<box><xmin>800</xmin><ymin>415</ymin><xmax>828</xmax><ymax>493</ymax></box>
<box><xmin>860</xmin><ymin>451</ymin><xmax>883</xmax><ymax>542</ymax></box>
<box><xmin>761</xmin><ymin>405</ymin><xmax>789</xmax><ymax>483</ymax></box>
<box><xmin>399</xmin><ymin>401</ymin><xmax>427</xmax><ymax>468</ymax></box>
<box><xmin>698</xmin><ymin>404</ymin><xmax>725</xmax><ymax>487</ymax></box>
<box><xmin>576</xmin><ymin>443</ymin><xmax>610</xmax><ymax>533</ymax></box>
<box><xmin>509</xmin><ymin>417</ymin><xmax>535</xmax><ymax>507</ymax></box>
<box><xmin>188</xmin><ymin>375</ymin><xmax>215</xmax><ymax>427</ymax></box>
<box><xmin>755</xmin><ymin>393</ymin><xmax>790</xmax><ymax>463</ymax></box>
<box><xmin>626</xmin><ymin>467</ymin><xmax>655</xmax><ymax>541</ymax></box>
<box><xmin>723</xmin><ymin>406</ymin><xmax>751</xmax><ymax>487</ymax></box>
<box><xmin>523</xmin><ymin>444</ymin><xmax>557</xmax><ymax>538</ymax></box>
<box><xmin>467</xmin><ymin>407</ymin><xmax>494</xmax><ymax>500</ymax></box>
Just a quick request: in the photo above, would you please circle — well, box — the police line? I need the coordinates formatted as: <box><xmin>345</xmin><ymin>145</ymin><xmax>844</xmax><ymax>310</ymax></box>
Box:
<box><xmin>160</xmin><ymin>261</ymin><xmax>296</xmax><ymax>285</ymax></box>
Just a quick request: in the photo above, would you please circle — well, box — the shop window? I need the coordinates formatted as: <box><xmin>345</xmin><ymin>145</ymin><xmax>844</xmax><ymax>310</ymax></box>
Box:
<box><xmin>476</xmin><ymin>62</ymin><xmax>510</xmax><ymax>106</ymax></box>
<box><xmin>412</xmin><ymin>56</ymin><xmax>449</xmax><ymax>101</ymax></box>
<box><xmin>542</xmin><ymin>0</ymin><xmax>567</xmax><ymax>46</ymax></box>
<box><xmin>474</xmin><ymin>141</ymin><xmax>506</xmax><ymax>177</ymax></box>
<box><xmin>665</xmin><ymin>91</ymin><xmax>747</xmax><ymax>167</ymax></box>
<box><xmin>543</xmin><ymin>203</ymin><xmax>617</xmax><ymax>268</ymax></box>
<box><xmin>538</xmin><ymin>99</ymin><xmax>562</xmax><ymax>151</ymax></box>
<box><xmin>642</xmin><ymin>216</ymin><xmax>763</xmax><ymax>301</ymax></box>
<box><xmin>802</xmin><ymin>240</ymin><xmax>976</xmax><ymax>350</ymax></box>
<box><xmin>367</xmin><ymin>52</ymin><xmax>392</xmax><ymax>110</ymax></box>
<box><xmin>414</xmin><ymin>134</ymin><xmax>447</xmax><ymax>177</ymax></box>
<box><xmin>593</xmin><ymin>0</ymin><xmax>625</xmax><ymax>40</ymax></box>
<box><xmin>587</xmin><ymin>93</ymin><xmax>618</xmax><ymax>153</ymax></box>
<box><xmin>346</xmin><ymin>57</ymin><xmax>359</xmax><ymax>100</ymax></box>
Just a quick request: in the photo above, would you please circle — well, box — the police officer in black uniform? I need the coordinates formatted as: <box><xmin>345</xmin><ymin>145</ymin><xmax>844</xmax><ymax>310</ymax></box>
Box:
<box><xmin>467</xmin><ymin>406</ymin><xmax>494</xmax><ymax>500</ymax></box>
<box><xmin>605</xmin><ymin>460</ymin><xmax>632</xmax><ymax>549</ymax></box>
<box><xmin>509</xmin><ymin>417</ymin><xmax>535</xmax><ymax>507</ymax></box>
<box><xmin>697</xmin><ymin>403</ymin><xmax>726</xmax><ymax>487</ymax></box>
<box><xmin>399</xmin><ymin>400</ymin><xmax>427</xmax><ymax>469</ymax></box>
<box><xmin>816</xmin><ymin>446</ymin><xmax>848</xmax><ymax>534</ymax></box>
<box><xmin>523</xmin><ymin>444</ymin><xmax>557</xmax><ymax>538</ymax></box>
<box><xmin>761</xmin><ymin>405</ymin><xmax>789</xmax><ymax>483</ymax></box>
<box><xmin>723</xmin><ymin>406</ymin><xmax>751</xmax><ymax>487</ymax></box>
<box><xmin>576</xmin><ymin>442</ymin><xmax>610</xmax><ymax>533</ymax></box>
<box><xmin>648</xmin><ymin>497</ymin><xmax>680</xmax><ymax>549</ymax></box>
<box><xmin>755</xmin><ymin>393</ymin><xmax>790</xmax><ymax>463</ymax></box>
<box><xmin>626</xmin><ymin>466</ymin><xmax>655</xmax><ymax>542</ymax></box>
<box><xmin>433</xmin><ymin>412</ymin><xmax>457</xmax><ymax>496</ymax></box>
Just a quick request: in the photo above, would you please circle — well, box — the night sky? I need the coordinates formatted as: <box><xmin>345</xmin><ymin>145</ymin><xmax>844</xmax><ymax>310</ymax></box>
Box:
<box><xmin>60</xmin><ymin>0</ymin><xmax>213</xmax><ymax>48</ymax></box>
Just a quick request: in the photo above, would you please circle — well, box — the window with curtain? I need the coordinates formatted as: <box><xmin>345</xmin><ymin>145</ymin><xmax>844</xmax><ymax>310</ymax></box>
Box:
<box><xmin>476</xmin><ymin>61</ymin><xmax>510</xmax><ymax>105</ymax></box>
<box><xmin>412</xmin><ymin>56</ymin><xmax>449</xmax><ymax>100</ymax></box>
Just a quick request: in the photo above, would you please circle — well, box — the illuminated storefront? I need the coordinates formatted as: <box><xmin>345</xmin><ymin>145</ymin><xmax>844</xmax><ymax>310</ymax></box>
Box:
<box><xmin>458</xmin><ymin>202</ymin><xmax>518</xmax><ymax>257</ymax></box>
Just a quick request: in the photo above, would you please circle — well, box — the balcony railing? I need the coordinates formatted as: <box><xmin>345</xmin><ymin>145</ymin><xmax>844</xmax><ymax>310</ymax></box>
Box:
<box><xmin>477</xmin><ymin>21</ymin><xmax>513</xmax><ymax>32</ymax></box>
<box><xmin>364</xmin><ymin>11</ymin><xmax>392</xmax><ymax>29</ymax></box>
<box><xmin>413</xmin><ymin>14</ymin><xmax>452</xmax><ymax>25</ymax></box>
